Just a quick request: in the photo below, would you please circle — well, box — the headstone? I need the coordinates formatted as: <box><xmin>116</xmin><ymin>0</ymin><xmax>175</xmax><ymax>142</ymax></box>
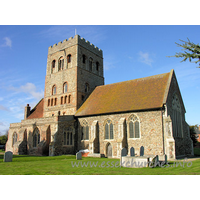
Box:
<box><xmin>140</xmin><ymin>146</ymin><xmax>144</xmax><ymax>156</ymax></box>
<box><xmin>76</xmin><ymin>152</ymin><xmax>82</xmax><ymax>160</ymax></box>
<box><xmin>130</xmin><ymin>147</ymin><xmax>135</xmax><ymax>156</ymax></box>
<box><xmin>4</xmin><ymin>151</ymin><xmax>13</xmax><ymax>162</ymax></box>
<box><xmin>121</xmin><ymin>148</ymin><xmax>127</xmax><ymax>157</ymax></box>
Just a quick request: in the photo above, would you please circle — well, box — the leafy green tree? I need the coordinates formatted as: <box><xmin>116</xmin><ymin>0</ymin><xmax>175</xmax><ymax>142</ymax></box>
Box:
<box><xmin>189</xmin><ymin>125</ymin><xmax>198</xmax><ymax>146</ymax></box>
<box><xmin>0</xmin><ymin>131</ymin><xmax>8</xmax><ymax>145</ymax></box>
<box><xmin>169</xmin><ymin>38</ymin><xmax>200</xmax><ymax>68</ymax></box>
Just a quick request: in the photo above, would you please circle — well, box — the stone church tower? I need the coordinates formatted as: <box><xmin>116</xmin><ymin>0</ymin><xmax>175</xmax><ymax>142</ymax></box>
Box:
<box><xmin>44</xmin><ymin>35</ymin><xmax>104</xmax><ymax>117</ymax></box>
<box><xmin>6</xmin><ymin>34</ymin><xmax>193</xmax><ymax>159</ymax></box>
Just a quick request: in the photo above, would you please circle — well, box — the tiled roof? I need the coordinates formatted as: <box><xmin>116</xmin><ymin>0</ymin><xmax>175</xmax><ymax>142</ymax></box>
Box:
<box><xmin>75</xmin><ymin>71</ymin><xmax>172</xmax><ymax>117</ymax></box>
<box><xmin>27</xmin><ymin>99</ymin><xmax>44</xmax><ymax>119</ymax></box>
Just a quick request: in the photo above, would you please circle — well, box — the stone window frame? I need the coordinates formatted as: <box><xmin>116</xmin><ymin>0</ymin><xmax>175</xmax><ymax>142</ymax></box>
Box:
<box><xmin>96</xmin><ymin>61</ymin><xmax>99</xmax><ymax>71</ymax></box>
<box><xmin>58</xmin><ymin>56</ymin><xmax>64</xmax><ymax>71</ymax></box>
<box><xmin>85</xmin><ymin>83</ymin><xmax>89</xmax><ymax>93</ymax></box>
<box><xmin>52</xmin><ymin>84</ymin><xmax>57</xmax><ymax>95</ymax></box>
<box><xmin>63</xmin><ymin>82</ymin><xmax>68</xmax><ymax>93</ymax></box>
<box><xmin>104</xmin><ymin>118</ymin><xmax>114</xmax><ymax>140</ymax></box>
<box><xmin>12</xmin><ymin>132</ymin><xmax>18</xmax><ymax>146</ymax></box>
<box><xmin>80</xmin><ymin>120</ymin><xmax>89</xmax><ymax>141</ymax></box>
<box><xmin>63</xmin><ymin>127</ymin><xmax>74</xmax><ymax>146</ymax></box>
<box><xmin>60</xmin><ymin>96</ymin><xmax>63</xmax><ymax>105</ymax></box>
<box><xmin>68</xmin><ymin>95</ymin><xmax>71</xmax><ymax>104</ymax></box>
<box><xmin>67</xmin><ymin>54</ymin><xmax>71</xmax><ymax>63</ymax></box>
<box><xmin>89</xmin><ymin>57</ymin><xmax>93</xmax><ymax>72</ymax></box>
<box><xmin>127</xmin><ymin>114</ymin><xmax>141</xmax><ymax>140</ymax></box>
<box><xmin>47</xmin><ymin>99</ymin><xmax>50</xmax><ymax>107</ymax></box>
<box><xmin>82</xmin><ymin>54</ymin><xmax>86</xmax><ymax>64</ymax></box>
<box><xmin>33</xmin><ymin>127</ymin><xmax>40</xmax><ymax>148</ymax></box>
<box><xmin>171</xmin><ymin>93</ymin><xmax>183</xmax><ymax>138</ymax></box>
<box><xmin>51</xmin><ymin>59</ymin><xmax>56</xmax><ymax>73</ymax></box>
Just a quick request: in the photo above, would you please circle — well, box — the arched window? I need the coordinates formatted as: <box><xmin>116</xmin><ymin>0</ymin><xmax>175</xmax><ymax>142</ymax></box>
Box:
<box><xmin>171</xmin><ymin>94</ymin><xmax>183</xmax><ymax>138</ymax></box>
<box><xmin>33</xmin><ymin>127</ymin><xmax>40</xmax><ymax>147</ymax></box>
<box><xmin>63</xmin><ymin>82</ymin><xmax>67</xmax><ymax>93</ymax></box>
<box><xmin>51</xmin><ymin>98</ymin><xmax>54</xmax><ymax>106</ymax></box>
<box><xmin>67</xmin><ymin>54</ymin><xmax>71</xmax><ymax>63</ymax></box>
<box><xmin>81</xmin><ymin>120</ymin><xmax>89</xmax><ymax>140</ymax></box>
<box><xmin>64</xmin><ymin>127</ymin><xmax>73</xmax><ymax>145</ymax></box>
<box><xmin>64</xmin><ymin>95</ymin><xmax>67</xmax><ymax>104</ymax></box>
<box><xmin>89</xmin><ymin>57</ymin><xmax>93</xmax><ymax>71</ymax></box>
<box><xmin>52</xmin><ymin>85</ymin><xmax>56</xmax><ymax>95</ymax></box>
<box><xmin>68</xmin><ymin>95</ymin><xmax>71</xmax><ymax>103</ymax></box>
<box><xmin>82</xmin><ymin>55</ymin><xmax>86</xmax><ymax>64</ymax></box>
<box><xmin>12</xmin><ymin>132</ymin><xmax>17</xmax><ymax>146</ymax></box>
<box><xmin>96</xmin><ymin>61</ymin><xmax>99</xmax><ymax>71</ymax></box>
<box><xmin>48</xmin><ymin>99</ymin><xmax>50</xmax><ymax>107</ymax></box>
<box><xmin>128</xmin><ymin>114</ymin><xmax>140</xmax><ymax>138</ymax></box>
<box><xmin>52</xmin><ymin>60</ymin><xmax>56</xmax><ymax>72</ymax></box>
<box><xmin>105</xmin><ymin>119</ymin><xmax>114</xmax><ymax>139</ymax></box>
<box><xmin>60</xmin><ymin>96</ymin><xmax>63</xmax><ymax>105</ymax></box>
<box><xmin>85</xmin><ymin>83</ymin><xmax>89</xmax><ymax>93</ymax></box>
<box><xmin>58</xmin><ymin>57</ymin><xmax>64</xmax><ymax>71</ymax></box>
<box><xmin>54</xmin><ymin>98</ymin><xmax>57</xmax><ymax>106</ymax></box>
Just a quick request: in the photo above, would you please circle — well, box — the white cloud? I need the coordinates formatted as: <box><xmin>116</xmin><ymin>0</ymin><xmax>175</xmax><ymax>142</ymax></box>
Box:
<box><xmin>0</xmin><ymin>121</ymin><xmax>9</xmax><ymax>136</ymax></box>
<box><xmin>10</xmin><ymin>82</ymin><xmax>44</xmax><ymax>101</ymax></box>
<box><xmin>138</xmin><ymin>51</ymin><xmax>154</xmax><ymax>66</ymax></box>
<box><xmin>0</xmin><ymin>105</ymin><xmax>9</xmax><ymax>111</ymax></box>
<box><xmin>1</xmin><ymin>37</ymin><xmax>12</xmax><ymax>48</ymax></box>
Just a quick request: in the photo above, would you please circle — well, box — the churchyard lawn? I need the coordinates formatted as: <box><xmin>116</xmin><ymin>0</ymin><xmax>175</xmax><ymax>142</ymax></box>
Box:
<box><xmin>0</xmin><ymin>154</ymin><xmax>200</xmax><ymax>175</ymax></box>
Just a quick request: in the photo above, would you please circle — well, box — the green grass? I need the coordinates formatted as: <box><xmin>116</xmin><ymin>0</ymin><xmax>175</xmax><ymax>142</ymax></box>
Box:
<box><xmin>0</xmin><ymin>154</ymin><xmax>200</xmax><ymax>175</ymax></box>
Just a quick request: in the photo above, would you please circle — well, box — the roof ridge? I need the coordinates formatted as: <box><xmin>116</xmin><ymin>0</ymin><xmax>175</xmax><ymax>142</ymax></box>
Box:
<box><xmin>30</xmin><ymin>98</ymin><xmax>44</xmax><ymax>113</ymax></box>
<box><xmin>97</xmin><ymin>71</ymin><xmax>170</xmax><ymax>89</ymax></box>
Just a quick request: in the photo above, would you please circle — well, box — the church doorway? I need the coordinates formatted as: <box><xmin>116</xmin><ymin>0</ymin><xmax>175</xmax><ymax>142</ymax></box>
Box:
<box><xmin>106</xmin><ymin>143</ymin><xmax>112</xmax><ymax>157</ymax></box>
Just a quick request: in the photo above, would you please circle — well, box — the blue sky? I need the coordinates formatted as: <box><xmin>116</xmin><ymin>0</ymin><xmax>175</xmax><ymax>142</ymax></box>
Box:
<box><xmin>0</xmin><ymin>25</ymin><xmax>200</xmax><ymax>135</ymax></box>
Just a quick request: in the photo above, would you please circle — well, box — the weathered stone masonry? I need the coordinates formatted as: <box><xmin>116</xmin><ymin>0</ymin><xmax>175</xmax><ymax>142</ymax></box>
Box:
<box><xmin>6</xmin><ymin>34</ymin><xmax>193</xmax><ymax>159</ymax></box>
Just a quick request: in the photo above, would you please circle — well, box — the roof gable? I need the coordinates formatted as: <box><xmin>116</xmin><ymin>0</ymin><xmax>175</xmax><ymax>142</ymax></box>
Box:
<box><xmin>75</xmin><ymin>72</ymin><xmax>171</xmax><ymax>117</ymax></box>
<box><xmin>27</xmin><ymin>99</ymin><xmax>44</xmax><ymax>119</ymax></box>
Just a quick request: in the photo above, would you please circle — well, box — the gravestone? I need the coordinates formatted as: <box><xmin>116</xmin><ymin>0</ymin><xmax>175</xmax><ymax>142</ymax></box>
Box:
<box><xmin>4</xmin><ymin>151</ymin><xmax>13</xmax><ymax>162</ymax></box>
<box><xmin>130</xmin><ymin>147</ymin><xmax>135</xmax><ymax>157</ymax></box>
<box><xmin>140</xmin><ymin>146</ymin><xmax>144</xmax><ymax>156</ymax></box>
<box><xmin>121</xmin><ymin>148</ymin><xmax>127</xmax><ymax>157</ymax></box>
<box><xmin>76</xmin><ymin>152</ymin><xmax>82</xmax><ymax>160</ymax></box>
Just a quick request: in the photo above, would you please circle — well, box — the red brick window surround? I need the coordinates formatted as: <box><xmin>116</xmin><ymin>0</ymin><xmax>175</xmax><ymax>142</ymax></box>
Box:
<box><xmin>63</xmin><ymin>82</ymin><xmax>68</xmax><ymax>93</ymax></box>
<box><xmin>12</xmin><ymin>132</ymin><xmax>18</xmax><ymax>146</ymax></box>
<box><xmin>52</xmin><ymin>85</ymin><xmax>56</xmax><ymax>95</ymax></box>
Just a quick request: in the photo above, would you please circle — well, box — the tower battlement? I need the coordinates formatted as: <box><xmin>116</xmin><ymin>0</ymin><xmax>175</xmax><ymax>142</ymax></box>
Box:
<box><xmin>48</xmin><ymin>35</ymin><xmax>102</xmax><ymax>57</ymax></box>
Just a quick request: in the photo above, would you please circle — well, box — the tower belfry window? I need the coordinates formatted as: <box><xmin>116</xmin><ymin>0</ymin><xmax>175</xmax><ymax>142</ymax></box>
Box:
<box><xmin>67</xmin><ymin>54</ymin><xmax>71</xmax><ymax>63</ymax></box>
<box><xmin>96</xmin><ymin>62</ymin><xmax>99</xmax><ymax>71</ymax></box>
<box><xmin>52</xmin><ymin>60</ymin><xmax>56</xmax><ymax>68</ymax></box>
<box><xmin>82</xmin><ymin>55</ymin><xmax>86</xmax><ymax>64</ymax></box>
<box><xmin>58</xmin><ymin>57</ymin><xmax>64</xmax><ymax>71</ymax></box>
<box><xmin>89</xmin><ymin>57</ymin><xmax>93</xmax><ymax>71</ymax></box>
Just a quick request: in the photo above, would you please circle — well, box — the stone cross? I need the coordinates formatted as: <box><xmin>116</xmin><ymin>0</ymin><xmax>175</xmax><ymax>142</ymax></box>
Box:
<box><xmin>121</xmin><ymin>148</ymin><xmax>127</xmax><ymax>157</ymax></box>
<box><xmin>4</xmin><ymin>151</ymin><xmax>13</xmax><ymax>162</ymax></box>
<box><xmin>130</xmin><ymin>147</ymin><xmax>135</xmax><ymax>157</ymax></box>
<box><xmin>76</xmin><ymin>152</ymin><xmax>82</xmax><ymax>160</ymax></box>
<box><xmin>140</xmin><ymin>146</ymin><xmax>144</xmax><ymax>156</ymax></box>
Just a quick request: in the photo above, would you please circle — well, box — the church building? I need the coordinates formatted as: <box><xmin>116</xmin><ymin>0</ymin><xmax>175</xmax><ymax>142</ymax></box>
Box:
<box><xmin>6</xmin><ymin>35</ymin><xmax>193</xmax><ymax>159</ymax></box>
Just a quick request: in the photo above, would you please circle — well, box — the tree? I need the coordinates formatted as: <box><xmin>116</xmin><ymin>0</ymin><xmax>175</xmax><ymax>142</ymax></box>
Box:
<box><xmin>169</xmin><ymin>38</ymin><xmax>200</xmax><ymax>68</ymax></box>
<box><xmin>0</xmin><ymin>130</ymin><xmax>8</xmax><ymax>145</ymax></box>
<box><xmin>189</xmin><ymin>125</ymin><xmax>198</xmax><ymax>146</ymax></box>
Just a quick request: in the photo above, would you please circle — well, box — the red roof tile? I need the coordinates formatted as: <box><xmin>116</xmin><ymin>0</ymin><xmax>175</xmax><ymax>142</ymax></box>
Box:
<box><xmin>75</xmin><ymin>72</ymin><xmax>171</xmax><ymax>117</ymax></box>
<box><xmin>27</xmin><ymin>99</ymin><xmax>44</xmax><ymax>119</ymax></box>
